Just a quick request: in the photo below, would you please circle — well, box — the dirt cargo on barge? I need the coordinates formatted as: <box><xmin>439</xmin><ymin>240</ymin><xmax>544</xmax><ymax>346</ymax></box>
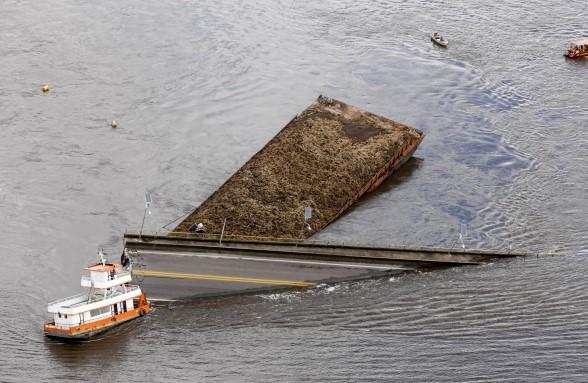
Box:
<box><xmin>174</xmin><ymin>95</ymin><xmax>424</xmax><ymax>240</ymax></box>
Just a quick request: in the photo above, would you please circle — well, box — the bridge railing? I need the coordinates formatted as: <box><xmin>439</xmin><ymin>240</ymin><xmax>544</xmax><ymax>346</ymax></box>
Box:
<box><xmin>123</xmin><ymin>228</ymin><xmax>551</xmax><ymax>257</ymax></box>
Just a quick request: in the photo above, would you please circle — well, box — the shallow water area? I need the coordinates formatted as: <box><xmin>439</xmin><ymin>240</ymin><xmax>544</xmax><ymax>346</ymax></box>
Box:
<box><xmin>2</xmin><ymin>0</ymin><xmax>588</xmax><ymax>381</ymax></box>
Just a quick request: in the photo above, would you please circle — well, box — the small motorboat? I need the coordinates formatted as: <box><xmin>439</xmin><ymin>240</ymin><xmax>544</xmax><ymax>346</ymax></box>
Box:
<box><xmin>431</xmin><ymin>32</ymin><xmax>448</xmax><ymax>47</ymax></box>
<box><xmin>43</xmin><ymin>250</ymin><xmax>151</xmax><ymax>339</ymax></box>
<box><xmin>564</xmin><ymin>40</ymin><xmax>588</xmax><ymax>59</ymax></box>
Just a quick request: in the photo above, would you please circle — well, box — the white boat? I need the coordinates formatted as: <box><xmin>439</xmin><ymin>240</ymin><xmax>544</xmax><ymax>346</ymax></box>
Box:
<box><xmin>431</xmin><ymin>32</ymin><xmax>448</xmax><ymax>47</ymax></box>
<box><xmin>43</xmin><ymin>251</ymin><xmax>151</xmax><ymax>339</ymax></box>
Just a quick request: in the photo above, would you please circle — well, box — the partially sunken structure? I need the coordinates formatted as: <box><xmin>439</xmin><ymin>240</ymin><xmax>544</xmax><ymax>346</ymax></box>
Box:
<box><xmin>174</xmin><ymin>96</ymin><xmax>423</xmax><ymax>239</ymax></box>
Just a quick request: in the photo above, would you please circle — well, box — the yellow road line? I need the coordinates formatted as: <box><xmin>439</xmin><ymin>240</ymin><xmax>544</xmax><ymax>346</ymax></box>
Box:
<box><xmin>133</xmin><ymin>270</ymin><xmax>315</xmax><ymax>287</ymax></box>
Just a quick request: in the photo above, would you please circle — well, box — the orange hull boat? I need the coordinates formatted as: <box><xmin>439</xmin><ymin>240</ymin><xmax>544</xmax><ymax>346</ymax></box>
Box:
<box><xmin>44</xmin><ymin>252</ymin><xmax>152</xmax><ymax>340</ymax></box>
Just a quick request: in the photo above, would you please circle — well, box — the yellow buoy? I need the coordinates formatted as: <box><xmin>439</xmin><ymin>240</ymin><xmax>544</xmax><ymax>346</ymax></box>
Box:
<box><xmin>111</xmin><ymin>120</ymin><xmax>118</xmax><ymax>128</ymax></box>
<box><xmin>42</xmin><ymin>84</ymin><xmax>49</xmax><ymax>93</ymax></box>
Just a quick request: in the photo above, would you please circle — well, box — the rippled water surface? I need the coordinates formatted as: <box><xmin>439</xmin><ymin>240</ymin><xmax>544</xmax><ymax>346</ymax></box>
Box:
<box><xmin>2</xmin><ymin>0</ymin><xmax>588</xmax><ymax>381</ymax></box>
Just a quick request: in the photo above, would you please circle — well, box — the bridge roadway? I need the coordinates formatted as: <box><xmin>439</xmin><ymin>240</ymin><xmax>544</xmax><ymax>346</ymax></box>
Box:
<box><xmin>129</xmin><ymin>249</ymin><xmax>409</xmax><ymax>301</ymax></box>
<box><xmin>124</xmin><ymin>232</ymin><xmax>540</xmax><ymax>301</ymax></box>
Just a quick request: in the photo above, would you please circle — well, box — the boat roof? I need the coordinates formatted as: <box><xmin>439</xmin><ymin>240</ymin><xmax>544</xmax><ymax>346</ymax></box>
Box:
<box><xmin>85</xmin><ymin>263</ymin><xmax>121</xmax><ymax>272</ymax></box>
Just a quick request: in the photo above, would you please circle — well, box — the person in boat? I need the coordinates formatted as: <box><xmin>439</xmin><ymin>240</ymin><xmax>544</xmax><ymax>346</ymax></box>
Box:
<box><xmin>568</xmin><ymin>47</ymin><xmax>578</xmax><ymax>57</ymax></box>
<box><xmin>568</xmin><ymin>43</ymin><xmax>577</xmax><ymax>56</ymax></box>
<box><xmin>121</xmin><ymin>249</ymin><xmax>130</xmax><ymax>267</ymax></box>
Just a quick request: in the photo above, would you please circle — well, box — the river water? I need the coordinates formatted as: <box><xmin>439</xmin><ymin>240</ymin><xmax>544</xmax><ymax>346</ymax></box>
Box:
<box><xmin>2</xmin><ymin>0</ymin><xmax>588</xmax><ymax>381</ymax></box>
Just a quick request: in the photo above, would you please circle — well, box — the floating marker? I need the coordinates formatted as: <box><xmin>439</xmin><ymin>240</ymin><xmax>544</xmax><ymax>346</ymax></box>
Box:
<box><xmin>42</xmin><ymin>84</ymin><xmax>49</xmax><ymax>93</ymax></box>
<box><xmin>111</xmin><ymin>120</ymin><xmax>118</xmax><ymax>128</ymax></box>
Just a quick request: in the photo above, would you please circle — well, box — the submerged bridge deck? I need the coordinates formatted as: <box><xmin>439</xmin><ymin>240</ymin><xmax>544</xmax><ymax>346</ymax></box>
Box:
<box><xmin>123</xmin><ymin>231</ymin><xmax>548</xmax><ymax>300</ymax></box>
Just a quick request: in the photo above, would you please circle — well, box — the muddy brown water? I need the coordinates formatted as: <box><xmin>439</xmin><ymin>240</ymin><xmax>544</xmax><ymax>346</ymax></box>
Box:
<box><xmin>1</xmin><ymin>0</ymin><xmax>588</xmax><ymax>381</ymax></box>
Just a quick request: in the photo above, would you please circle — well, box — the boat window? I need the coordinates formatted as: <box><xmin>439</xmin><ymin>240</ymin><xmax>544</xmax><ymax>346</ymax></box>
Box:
<box><xmin>64</xmin><ymin>314</ymin><xmax>67</xmax><ymax>319</ymax></box>
<box><xmin>58</xmin><ymin>313</ymin><xmax>61</xmax><ymax>318</ymax></box>
<box><xmin>122</xmin><ymin>300</ymin><xmax>127</xmax><ymax>313</ymax></box>
<box><xmin>90</xmin><ymin>306</ymin><xmax>110</xmax><ymax>317</ymax></box>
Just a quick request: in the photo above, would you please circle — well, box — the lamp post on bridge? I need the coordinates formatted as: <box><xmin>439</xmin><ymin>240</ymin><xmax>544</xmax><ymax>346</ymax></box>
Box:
<box><xmin>140</xmin><ymin>192</ymin><xmax>152</xmax><ymax>240</ymax></box>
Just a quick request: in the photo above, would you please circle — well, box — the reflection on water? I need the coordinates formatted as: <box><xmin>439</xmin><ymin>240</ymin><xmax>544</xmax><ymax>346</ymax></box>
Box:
<box><xmin>2</xmin><ymin>0</ymin><xmax>588</xmax><ymax>381</ymax></box>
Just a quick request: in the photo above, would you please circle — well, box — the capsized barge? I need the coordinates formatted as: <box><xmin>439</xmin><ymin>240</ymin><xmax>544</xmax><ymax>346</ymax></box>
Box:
<box><xmin>174</xmin><ymin>96</ymin><xmax>424</xmax><ymax>240</ymax></box>
<box><xmin>44</xmin><ymin>252</ymin><xmax>152</xmax><ymax>339</ymax></box>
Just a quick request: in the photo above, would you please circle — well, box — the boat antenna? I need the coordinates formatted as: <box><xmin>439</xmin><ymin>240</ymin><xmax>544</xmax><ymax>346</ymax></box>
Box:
<box><xmin>98</xmin><ymin>248</ymin><xmax>106</xmax><ymax>267</ymax></box>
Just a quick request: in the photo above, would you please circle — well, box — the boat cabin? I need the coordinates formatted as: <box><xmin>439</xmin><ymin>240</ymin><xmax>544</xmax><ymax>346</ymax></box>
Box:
<box><xmin>82</xmin><ymin>262</ymin><xmax>132</xmax><ymax>288</ymax></box>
